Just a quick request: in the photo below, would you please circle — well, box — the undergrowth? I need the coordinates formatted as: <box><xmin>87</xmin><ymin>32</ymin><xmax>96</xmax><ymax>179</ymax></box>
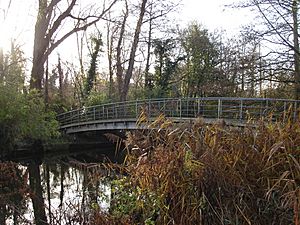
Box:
<box><xmin>96</xmin><ymin>112</ymin><xmax>300</xmax><ymax>225</ymax></box>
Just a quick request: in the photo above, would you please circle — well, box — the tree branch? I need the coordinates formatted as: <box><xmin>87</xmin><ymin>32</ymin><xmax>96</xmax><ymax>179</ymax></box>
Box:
<box><xmin>254</xmin><ymin>0</ymin><xmax>299</xmax><ymax>54</ymax></box>
<box><xmin>45</xmin><ymin>0</ymin><xmax>77</xmax><ymax>44</ymax></box>
<box><xmin>43</xmin><ymin>0</ymin><xmax>119</xmax><ymax>62</ymax></box>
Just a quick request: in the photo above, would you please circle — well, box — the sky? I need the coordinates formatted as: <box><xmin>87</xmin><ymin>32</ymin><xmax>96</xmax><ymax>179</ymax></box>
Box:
<box><xmin>181</xmin><ymin>0</ymin><xmax>253</xmax><ymax>33</ymax></box>
<box><xmin>0</xmin><ymin>0</ymin><xmax>254</xmax><ymax>60</ymax></box>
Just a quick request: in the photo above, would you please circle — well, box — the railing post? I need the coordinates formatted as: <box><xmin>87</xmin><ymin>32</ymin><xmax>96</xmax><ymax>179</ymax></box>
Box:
<box><xmin>239</xmin><ymin>100</ymin><xmax>243</xmax><ymax>121</ymax></box>
<box><xmin>136</xmin><ymin>101</ymin><xmax>138</xmax><ymax>119</ymax></box>
<box><xmin>148</xmin><ymin>100</ymin><xmax>151</xmax><ymax>117</ymax></box>
<box><xmin>197</xmin><ymin>99</ymin><xmax>200</xmax><ymax>116</ymax></box>
<box><xmin>217</xmin><ymin>99</ymin><xmax>222</xmax><ymax>119</ymax></box>
<box><xmin>294</xmin><ymin>102</ymin><xmax>297</xmax><ymax>121</ymax></box>
<box><xmin>70</xmin><ymin>112</ymin><xmax>73</xmax><ymax>124</ymax></box>
<box><xmin>179</xmin><ymin>99</ymin><xmax>182</xmax><ymax>118</ymax></box>
<box><xmin>102</xmin><ymin>106</ymin><xmax>105</xmax><ymax>119</ymax></box>
<box><xmin>266</xmin><ymin>99</ymin><xmax>269</xmax><ymax>116</ymax></box>
<box><xmin>186</xmin><ymin>99</ymin><xmax>189</xmax><ymax>117</ymax></box>
<box><xmin>194</xmin><ymin>99</ymin><xmax>197</xmax><ymax>117</ymax></box>
<box><xmin>260</xmin><ymin>101</ymin><xmax>263</xmax><ymax>118</ymax></box>
<box><xmin>283</xmin><ymin>101</ymin><xmax>287</xmax><ymax>121</ymax></box>
<box><xmin>93</xmin><ymin>107</ymin><xmax>96</xmax><ymax>121</ymax></box>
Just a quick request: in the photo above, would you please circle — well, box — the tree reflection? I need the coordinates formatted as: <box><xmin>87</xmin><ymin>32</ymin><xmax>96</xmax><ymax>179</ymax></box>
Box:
<box><xmin>28</xmin><ymin>161</ymin><xmax>48</xmax><ymax>225</ymax></box>
<box><xmin>0</xmin><ymin>152</ymin><xmax>116</xmax><ymax>225</ymax></box>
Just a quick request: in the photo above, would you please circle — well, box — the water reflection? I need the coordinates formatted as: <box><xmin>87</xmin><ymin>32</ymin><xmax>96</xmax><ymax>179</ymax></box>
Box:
<box><xmin>42</xmin><ymin>158</ymin><xmax>112</xmax><ymax>225</ymax></box>
<box><xmin>1</xmin><ymin>146</ymin><xmax>121</xmax><ymax>225</ymax></box>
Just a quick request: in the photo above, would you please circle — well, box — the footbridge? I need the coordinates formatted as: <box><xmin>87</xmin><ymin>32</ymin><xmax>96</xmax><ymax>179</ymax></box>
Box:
<box><xmin>57</xmin><ymin>97</ymin><xmax>300</xmax><ymax>134</ymax></box>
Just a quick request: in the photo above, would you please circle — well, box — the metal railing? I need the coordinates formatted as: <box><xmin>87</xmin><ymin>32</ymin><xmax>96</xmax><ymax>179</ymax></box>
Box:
<box><xmin>57</xmin><ymin>97</ymin><xmax>300</xmax><ymax>128</ymax></box>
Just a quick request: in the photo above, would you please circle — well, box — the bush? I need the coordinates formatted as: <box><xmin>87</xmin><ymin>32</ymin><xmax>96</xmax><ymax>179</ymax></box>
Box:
<box><xmin>0</xmin><ymin>87</ymin><xmax>59</xmax><ymax>154</ymax></box>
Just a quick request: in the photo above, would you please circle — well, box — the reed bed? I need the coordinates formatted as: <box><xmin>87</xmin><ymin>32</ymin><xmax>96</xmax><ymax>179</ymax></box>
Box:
<box><xmin>102</xmin><ymin>112</ymin><xmax>300</xmax><ymax>225</ymax></box>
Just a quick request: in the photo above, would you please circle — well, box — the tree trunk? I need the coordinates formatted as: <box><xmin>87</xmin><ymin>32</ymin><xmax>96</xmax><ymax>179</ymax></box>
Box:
<box><xmin>30</xmin><ymin>0</ymin><xmax>48</xmax><ymax>90</ymax></box>
<box><xmin>121</xmin><ymin>0</ymin><xmax>148</xmax><ymax>101</ymax></box>
<box><xmin>59</xmin><ymin>165</ymin><xmax>65</xmax><ymax>208</ymax></box>
<box><xmin>107</xmin><ymin>21</ymin><xmax>115</xmax><ymax>99</ymax></box>
<box><xmin>30</xmin><ymin>49</ymin><xmax>45</xmax><ymax>90</ymax></box>
<box><xmin>145</xmin><ymin>6</ymin><xmax>153</xmax><ymax>90</ymax></box>
<box><xmin>116</xmin><ymin>0</ymin><xmax>128</xmax><ymax>100</ymax></box>
<box><xmin>293</xmin><ymin>0</ymin><xmax>300</xmax><ymax>100</ymax></box>
<box><xmin>29</xmin><ymin>161</ymin><xmax>48</xmax><ymax>225</ymax></box>
<box><xmin>57</xmin><ymin>55</ymin><xmax>64</xmax><ymax>100</ymax></box>
<box><xmin>44</xmin><ymin>59</ymin><xmax>49</xmax><ymax>106</ymax></box>
<box><xmin>46</xmin><ymin>165</ymin><xmax>51</xmax><ymax>224</ymax></box>
<box><xmin>84</xmin><ymin>38</ymin><xmax>101</xmax><ymax>99</ymax></box>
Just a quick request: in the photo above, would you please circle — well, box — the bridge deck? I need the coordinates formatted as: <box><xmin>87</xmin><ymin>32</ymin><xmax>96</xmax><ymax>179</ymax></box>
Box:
<box><xmin>57</xmin><ymin>97</ymin><xmax>300</xmax><ymax>134</ymax></box>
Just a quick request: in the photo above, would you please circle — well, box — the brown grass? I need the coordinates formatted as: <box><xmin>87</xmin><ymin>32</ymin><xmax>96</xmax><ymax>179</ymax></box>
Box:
<box><xmin>112</xmin><ymin>111</ymin><xmax>300</xmax><ymax>225</ymax></box>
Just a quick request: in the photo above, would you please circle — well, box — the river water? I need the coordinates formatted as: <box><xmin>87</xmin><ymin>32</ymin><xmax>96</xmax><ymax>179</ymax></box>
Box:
<box><xmin>1</xmin><ymin>146</ymin><xmax>119</xmax><ymax>225</ymax></box>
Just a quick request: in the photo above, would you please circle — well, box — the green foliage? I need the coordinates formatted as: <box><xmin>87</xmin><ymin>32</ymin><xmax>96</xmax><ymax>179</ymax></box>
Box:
<box><xmin>128</xmin><ymin>86</ymin><xmax>175</xmax><ymax>100</ymax></box>
<box><xmin>1</xmin><ymin>43</ymin><xmax>26</xmax><ymax>92</ymax></box>
<box><xmin>47</xmin><ymin>95</ymin><xmax>70</xmax><ymax>114</ymax></box>
<box><xmin>181</xmin><ymin>22</ymin><xmax>220</xmax><ymax>97</ymax></box>
<box><xmin>84</xmin><ymin>36</ymin><xmax>103</xmax><ymax>99</ymax></box>
<box><xmin>19</xmin><ymin>90</ymin><xmax>60</xmax><ymax>140</ymax></box>
<box><xmin>0</xmin><ymin>86</ymin><xmax>59</xmax><ymax>153</ymax></box>
<box><xmin>84</xmin><ymin>90</ymin><xmax>112</xmax><ymax>106</ymax></box>
<box><xmin>152</xmin><ymin>38</ymin><xmax>184</xmax><ymax>97</ymax></box>
<box><xmin>110</xmin><ymin>177</ymin><xmax>160</xmax><ymax>224</ymax></box>
<box><xmin>0</xmin><ymin>43</ymin><xmax>59</xmax><ymax>153</ymax></box>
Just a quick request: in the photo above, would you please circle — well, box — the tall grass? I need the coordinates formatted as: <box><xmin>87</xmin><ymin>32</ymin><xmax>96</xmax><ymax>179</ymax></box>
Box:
<box><xmin>106</xmin><ymin>112</ymin><xmax>300</xmax><ymax>224</ymax></box>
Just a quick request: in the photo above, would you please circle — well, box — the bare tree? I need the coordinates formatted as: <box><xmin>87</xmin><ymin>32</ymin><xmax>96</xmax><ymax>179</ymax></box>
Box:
<box><xmin>104</xmin><ymin>0</ymin><xmax>179</xmax><ymax>100</ymax></box>
<box><xmin>121</xmin><ymin>0</ymin><xmax>148</xmax><ymax>101</ymax></box>
<box><xmin>106</xmin><ymin>12</ymin><xmax>117</xmax><ymax>99</ymax></box>
<box><xmin>234</xmin><ymin>0</ymin><xmax>300</xmax><ymax>99</ymax></box>
<box><xmin>143</xmin><ymin>0</ymin><xmax>180</xmax><ymax>90</ymax></box>
<box><xmin>30</xmin><ymin>0</ymin><xmax>119</xmax><ymax>90</ymax></box>
<box><xmin>116</xmin><ymin>0</ymin><xmax>129</xmax><ymax>100</ymax></box>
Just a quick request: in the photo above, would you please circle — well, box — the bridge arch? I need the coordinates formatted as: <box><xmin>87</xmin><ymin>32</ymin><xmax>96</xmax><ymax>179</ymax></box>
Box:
<box><xmin>57</xmin><ymin>97</ymin><xmax>300</xmax><ymax>134</ymax></box>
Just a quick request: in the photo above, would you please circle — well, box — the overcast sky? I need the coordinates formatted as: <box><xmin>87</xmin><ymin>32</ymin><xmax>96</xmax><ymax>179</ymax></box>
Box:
<box><xmin>0</xmin><ymin>0</ymin><xmax>253</xmax><ymax>56</ymax></box>
<box><xmin>181</xmin><ymin>0</ymin><xmax>253</xmax><ymax>33</ymax></box>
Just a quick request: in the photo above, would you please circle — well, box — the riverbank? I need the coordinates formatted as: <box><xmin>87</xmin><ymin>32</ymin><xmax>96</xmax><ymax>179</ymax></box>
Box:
<box><xmin>0</xmin><ymin>116</ymin><xmax>299</xmax><ymax>224</ymax></box>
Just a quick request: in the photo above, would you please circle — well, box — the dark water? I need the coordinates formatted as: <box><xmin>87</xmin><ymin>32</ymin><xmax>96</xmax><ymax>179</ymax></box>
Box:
<box><xmin>1</xmin><ymin>145</ymin><xmax>122</xmax><ymax>225</ymax></box>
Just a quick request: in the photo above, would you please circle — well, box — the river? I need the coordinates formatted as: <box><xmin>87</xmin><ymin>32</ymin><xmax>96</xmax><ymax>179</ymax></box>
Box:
<box><xmin>1</xmin><ymin>144</ymin><xmax>121</xmax><ymax>225</ymax></box>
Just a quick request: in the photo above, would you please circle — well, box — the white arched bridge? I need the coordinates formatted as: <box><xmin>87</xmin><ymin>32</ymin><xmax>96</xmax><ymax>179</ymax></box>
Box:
<box><xmin>57</xmin><ymin>97</ymin><xmax>300</xmax><ymax>134</ymax></box>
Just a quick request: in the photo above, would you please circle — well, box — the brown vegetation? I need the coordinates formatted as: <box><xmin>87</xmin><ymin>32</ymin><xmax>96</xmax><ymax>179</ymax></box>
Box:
<box><xmin>0</xmin><ymin>162</ymin><xmax>29</xmax><ymax>224</ymax></box>
<box><xmin>100</xmin><ymin>112</ymin><xmax>300</xmax><ymax>224</ymax></box>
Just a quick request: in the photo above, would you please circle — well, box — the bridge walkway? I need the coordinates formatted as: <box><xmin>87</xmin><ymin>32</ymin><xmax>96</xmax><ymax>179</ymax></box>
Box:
<box><xmin>57</xmin><ymin>97</ymin><xmax>300</xmax><ymax>134</ymax></box>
